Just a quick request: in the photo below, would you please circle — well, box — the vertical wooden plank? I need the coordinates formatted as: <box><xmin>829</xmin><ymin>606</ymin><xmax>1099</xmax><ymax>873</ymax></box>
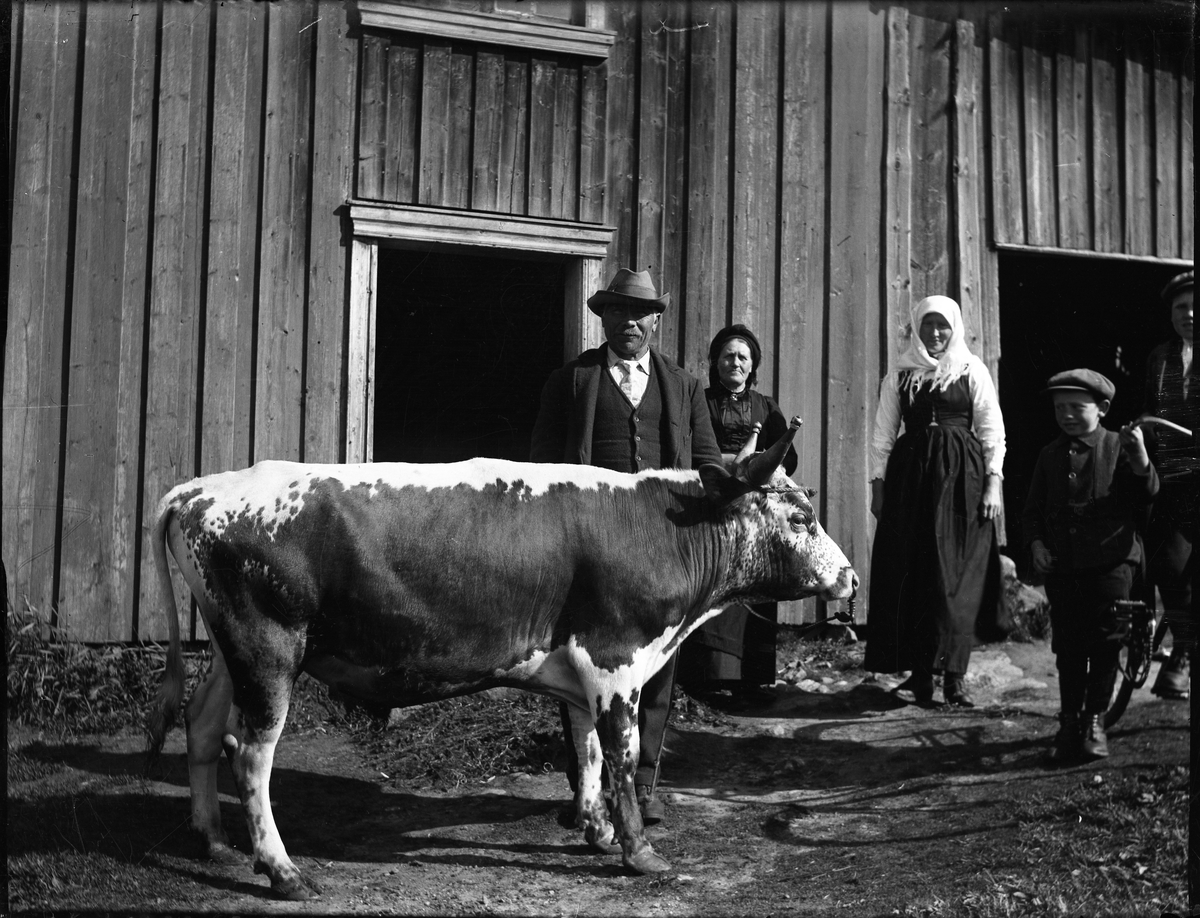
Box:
<box><xmin>637</xmin><ymin>0</ymin><xmax>668</xmax><ymax>341</ymax></box>
<box><xmin>472</xmin><ymin>51</ymin><xmax>506</xmax><ymax>212</ymax></box>
<box><xmin>729</xmin><ymin>1</ymin><xmax>779</xmax><ymax>381</ymax></box>
<box><xmin>827</xmin><ymin>1</ymin><xmax>884</xmax><ymax>618</ymax></box>
<box><xmin>1180</xmin><ymin>53</ymin><xmax>1193</xmax><ymax>259</ymax></box>
<box><xmin>955</xmin><ymin>16</ymin><xmax>986</xmax><ymax>358</ymax></box>
<box><xmin>681</xmin><ymin>0</ymin><xmax>732</xmax><ymax>378</ymax></box>
<box><xmin>1055</xmin><ymin>25</ymin><xmax>1091</xmax><ymax>250</ymax></box>
<box><xmin>59</xmin><ymin>2</ymin><xmax>157</xmax><ymax>641</ymax></box>
<box><xmin>910</xmin><ymin>13</ymin><xmax>952</xmax><ymax>298</ymax></box>
<box><xmin>1123</xmin><ymin>28</ymin><xmax>1153</xmax><ymax>256</ymax></box>
<box><xmin>357</xmin><ymin>35</ymin><xmax>387</xmax><ymax>200</ymax></box>
<box><xmin>604</xmin><ymin>2</ymin><xmax>640</xmax><ymax>266</ymax></box>
<box><xmin>445</xmin><ymin>45</ymin><xmax>473</xmax><ymax>208</ymax></box>
<box><xmin>883</xmin><ymin>4</ymin><xmax>912</xmax><ymax>370</ymax></box>
<box><xmin>578</xmin><ymin>59</ymin><xmax>607</xmax><ymax>224</ymax></box>
<box><xmin>655</xmin><ymin>1</ymin><xmax>689</xmax><ymax>361</ymax></box>
<box><xmin>383</xmin><ymin>38</ymin><xmax>421</xmax><ymax>204</ymax></box>
<box><xmin>140</xmin><ymin>0</ymin><xmax>212</xmax><ymax>640</ymax></box>
<box><xmin>346</xmin><ymin>239</ymin><xmax>377</xmax><ymax>464</ymax></box>
<box><xmin>550</xmin><ymin>63</ymin><xmax>580</xmax><ymax>220</ymax></box>
<box><xmin>419</xmin><ymin>41</ymin><xmax>451</xmax><ymax>206</ymax></box>
<box><xmin>304</xmin><ymin>0</ymin><xmax>358</xmax><ymax>464</ymax></box>
<box><xmin>976</xmin><ymin>16</ymin><xmax>1001</xmax><ymax>384</ymax></box>
<box><xmin>1021</xmin><ymin>21</ymin><xmax>1055</xmax><ymax>247</ymax></box>
<box><xmin>496</xmin><ymin>57</ymin><xmax>528</xmax><ymax>214</ymax></box>
<box><xmin>564</xmin><ymin>257</ymin><xmax>605</xmax><ymax>359</ymax></box>
<box><xmin>527</xmin><ymin>58</ymin><xmax>557</xmax><ymax>217</ymax></box>
<box><xmin>3</xmin><ymin>1</ymin><xmax>81</xmax><ymax>617</ymax></box>
<box><xmin>254</xmin><ymin>0</ymin><xmax>314</xmax><ymax>462</ymax></box>
<box><xmin>988</xmin><ymin>14</ymin><xmax>1025</xmax><ymax>245</ymax></box>
<box><xmin>1153</xmin><ymin>33</ymin><xmax>1181</xmax><ymax>259</ymax></box>
<box><xmin>777</xmin><ymin>0</ymin><xmax>828</xmax><ymax>625</ymax></box>
<box><xmin>1091</xmin><ymin>28</ymin><xmax>1122</xmax><ymax>253</ymax></box>
<box><xmin>202</xmin><ymin>0</ymin><xmax>263</xmax><ymax>477</ymax></box>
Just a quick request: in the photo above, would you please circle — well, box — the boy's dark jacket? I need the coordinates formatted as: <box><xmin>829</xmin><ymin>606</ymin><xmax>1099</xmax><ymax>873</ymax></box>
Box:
<box><xmin>1021</xmin><ymin>427</ymin><xmax>1160</xmax><ymax>570</ymax></box>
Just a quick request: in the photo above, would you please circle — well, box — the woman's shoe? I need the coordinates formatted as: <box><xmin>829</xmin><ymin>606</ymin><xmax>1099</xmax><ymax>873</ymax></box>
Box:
<box><xmin>943</xmin><ymin>672</ymin><xmax>975</xmax><ymax>707</ymax></box>
<box><xmin>893</xmin><ymin>673</ymin><xmax>934</xmax><ymax>704</ymax></box>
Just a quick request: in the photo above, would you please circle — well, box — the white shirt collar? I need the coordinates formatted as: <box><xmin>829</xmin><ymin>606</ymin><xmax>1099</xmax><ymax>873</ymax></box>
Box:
<box><xmin>607</xmin><ymin>347</ymin><xmax>652</xmax><ymax>374</ymax></box>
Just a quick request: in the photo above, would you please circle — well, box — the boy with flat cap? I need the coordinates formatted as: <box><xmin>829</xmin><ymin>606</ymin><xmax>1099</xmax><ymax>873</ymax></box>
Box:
<box><xmin>1022</xmin><ymin>369</ymin><xmax>1159</xmax><ymax>763</ymax></box>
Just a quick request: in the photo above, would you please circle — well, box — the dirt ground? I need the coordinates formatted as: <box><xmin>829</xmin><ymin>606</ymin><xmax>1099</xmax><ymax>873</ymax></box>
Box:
<box><xmin>6</xmin><ymin>638</ymin><xmax>1191</xmax><ymax>917</ymax></box>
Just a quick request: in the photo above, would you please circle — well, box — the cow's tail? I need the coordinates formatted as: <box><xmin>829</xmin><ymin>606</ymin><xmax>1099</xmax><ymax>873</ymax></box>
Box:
<box><xmin>146</xmin><ymin>495</ymin><xmax>186</xmax><ymax>765</ymax></box>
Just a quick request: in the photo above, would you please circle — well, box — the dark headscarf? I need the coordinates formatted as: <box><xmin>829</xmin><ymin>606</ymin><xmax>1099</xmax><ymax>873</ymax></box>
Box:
<box><xmin>707</xmin><ymin>324</ymin><xmax>762</xmax><ymax>390</ymax></box>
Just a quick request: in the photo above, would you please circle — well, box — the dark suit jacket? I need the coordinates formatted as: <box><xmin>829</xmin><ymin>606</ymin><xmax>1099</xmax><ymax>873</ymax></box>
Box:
<box><xmin>530</xmin><ymin>345</ymin><xmax>722</xmax><ymax>469</ymax></box>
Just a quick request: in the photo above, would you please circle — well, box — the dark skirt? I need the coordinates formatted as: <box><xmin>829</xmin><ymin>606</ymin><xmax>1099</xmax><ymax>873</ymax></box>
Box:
<box><xmin>677</xmin><ymin>603</ymin><xmax>778</xmax><ymax>688</ymax></box>
<box><xmin>864</xmin><ymin>423</ymin><xmax>1002</xmax><ymax>675</ymax></box>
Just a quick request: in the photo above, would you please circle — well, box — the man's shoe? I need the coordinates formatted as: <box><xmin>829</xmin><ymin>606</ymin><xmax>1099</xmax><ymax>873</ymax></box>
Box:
<box><xmin>1046</xmin><ymin>712</ymin><xmax>1081</xmax><ymax>765</ymax></box>
<box><xmin>1151</xmin><ymin>647</ymin><xmax>1190</xmax><ymax>700</ymax></box>
<box><xmin>1080</xmin><ymin>714</ymin><xmax>1109</xmax><ymax>760</ymax></box>
<box><xmin>637</xmin><ymin>786</ymin><xmax>665</xmax><ymax>825</ymax></box>
<box><xmin>893</xmin><ymin>673</ymin><xmax>934</xmax><ymax>705</ymax></box>
<box><xmin>943</xmin><ymin>673</ymin><xmax>976</xmax><ymax>708</ymax></box>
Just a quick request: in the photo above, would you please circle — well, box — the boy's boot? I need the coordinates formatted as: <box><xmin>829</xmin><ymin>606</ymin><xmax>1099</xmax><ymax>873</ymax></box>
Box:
<box><xmin>1046</xmin><ymin>712</ymin><xmax>1081</xmax><ymax>763</ymax></box>
<box><xmin>1080</xmin><ymin>713</ymin><xmax>1109</xmax><ymax>759</ymax></box>
<box><xmin>1151</xmin><ymin>643</ymin><xmax>1191</xmax><ymax>700</ymax></box>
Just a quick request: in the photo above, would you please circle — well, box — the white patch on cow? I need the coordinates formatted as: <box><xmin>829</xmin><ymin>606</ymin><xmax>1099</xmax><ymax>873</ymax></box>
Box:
<box><xmin>162</xmin><ymin>459</ymin><xmax>702</xmax><ymax>538</ymax></box>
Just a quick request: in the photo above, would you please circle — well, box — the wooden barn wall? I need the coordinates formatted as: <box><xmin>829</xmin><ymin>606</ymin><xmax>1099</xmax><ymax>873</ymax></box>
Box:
<box><xmin>4</xmin><ymin>0</ymin><xmax>1193</xmax><ymax>640</ymax></box>
<box><xmin>4</xmin><ymin>0</ymin><xmax>359</xmax><ymax>641</ymax></box>
<box><xmin>988</xmin><ymin>11</ymin><xmax>1194</xmax><ymax>258</ymax></box>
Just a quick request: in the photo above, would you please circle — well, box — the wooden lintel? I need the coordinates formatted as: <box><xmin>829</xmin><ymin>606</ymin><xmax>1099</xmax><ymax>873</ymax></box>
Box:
<box><xmin>349</xmin><ymin>202</ymin><xmax>615</xmax><ymax>259</ymax></box>
<box><xmin>356</xmin><ymin>1</ymin><xmax>615</xmax><ymax>60</ymax></box>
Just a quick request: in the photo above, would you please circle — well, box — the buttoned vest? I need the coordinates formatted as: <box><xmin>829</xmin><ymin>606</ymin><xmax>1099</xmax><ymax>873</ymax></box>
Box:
<box><xmin>591</xmin><ymin>365</ymin><xmax>664</xmax><ymax>472</ymax></box>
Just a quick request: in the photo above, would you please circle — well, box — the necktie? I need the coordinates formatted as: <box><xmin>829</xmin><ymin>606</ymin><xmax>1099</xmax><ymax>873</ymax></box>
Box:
<box><xmin>618</xmin><ymin>361</ymin><xmax>636</xmax><ymax>404</ymax></box>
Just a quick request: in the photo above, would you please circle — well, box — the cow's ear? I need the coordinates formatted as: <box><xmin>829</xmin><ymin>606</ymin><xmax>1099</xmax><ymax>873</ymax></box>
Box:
<box><xmin>699</xmin><ymin>463</ymin><xmax>754</xmax><ymax>506</ymax></box>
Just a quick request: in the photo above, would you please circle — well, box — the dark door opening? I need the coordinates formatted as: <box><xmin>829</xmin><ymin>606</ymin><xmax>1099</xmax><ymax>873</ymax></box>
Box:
<box><xmin>373</xmin><ymin>249</ymin><xmax>565</xmax><ymax>463</ymax></box>
<box><xmin>997</xmin><ymin>252</ymin><xmax>1184</xmax><ymax>557</ymax></box>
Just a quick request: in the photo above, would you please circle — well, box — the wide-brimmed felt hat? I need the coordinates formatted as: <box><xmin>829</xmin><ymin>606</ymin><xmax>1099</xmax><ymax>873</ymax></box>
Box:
<box><xmin>587</xmin><ymin>268</ymin><xmax>671</xmax><ymax>316</ymax></box>
<box><xmin>1161</xmin><ymin>270</ymin><xmax>1194</xmax><ymax>302</ymax></box>
<box><xmin>1043</xmin><ymin>368</ymin><xmax>1116</xmax><ymax>402</ymax></box>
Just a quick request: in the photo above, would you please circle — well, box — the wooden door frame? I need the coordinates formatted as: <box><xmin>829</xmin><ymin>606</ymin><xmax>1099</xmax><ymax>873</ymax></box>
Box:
<box><xmin>346</xmin><ymin>201</ymin><xmax>615</xmax><ymax>462</ymax></box>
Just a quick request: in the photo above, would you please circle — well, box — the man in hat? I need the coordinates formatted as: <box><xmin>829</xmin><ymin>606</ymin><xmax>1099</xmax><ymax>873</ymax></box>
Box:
<box><xmin>1140</xmin><ymin>270</ymin><xmax>1197</xmax><ymax>700</ymax></box>
<box><xmin>530</xmin><ymin>267</ymin><xmax>721</xmax><ymax>824</ymax></box>
<box><xmin>1022</xmin><ymin>369</ymin><xmax>1159</xmax><ymax>763</ymax></box>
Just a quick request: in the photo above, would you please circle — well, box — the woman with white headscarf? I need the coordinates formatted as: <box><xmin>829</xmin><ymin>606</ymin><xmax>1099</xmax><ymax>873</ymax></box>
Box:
<box><xmin>865</xmin><ymin>295</ymin><xmax>1007</xmax><ymax>706</ymax></box>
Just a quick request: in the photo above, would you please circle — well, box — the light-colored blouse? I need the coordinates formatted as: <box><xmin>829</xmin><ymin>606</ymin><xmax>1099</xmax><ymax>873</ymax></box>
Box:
<box><xmin>868</xmin><ymin>356</ymin><xmax>1006</xmax><ymax>481</ymax></box>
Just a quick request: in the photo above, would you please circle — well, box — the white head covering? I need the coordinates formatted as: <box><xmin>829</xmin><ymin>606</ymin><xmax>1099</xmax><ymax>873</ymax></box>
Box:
<box><xmin>895</xmin><ymin>295</ymin><xmax>974</xmax><ymax>397</ymax></box>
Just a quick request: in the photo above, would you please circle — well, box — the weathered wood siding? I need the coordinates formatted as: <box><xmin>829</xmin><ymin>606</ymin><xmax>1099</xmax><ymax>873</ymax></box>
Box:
<box><xmin>5</xmin><ymin>0</ymin><xmax>359</xmax><ymax>640</ymax></box>
<box><xmin>4</xmin><ymin>0</ymin><xmax>1192</xmax><ymax>639</ymax></box>
<box><xmin>988</xmin><ymin>11</ymin><xmax>1194</xmax><ymax>259</ymax></box>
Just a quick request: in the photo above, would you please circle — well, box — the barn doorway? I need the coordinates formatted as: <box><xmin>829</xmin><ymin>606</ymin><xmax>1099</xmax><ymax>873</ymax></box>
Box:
<box><xmin>373</xmin><ymin>249</ymin><xmax>566</xmax><ymax>463</ymax></box>
<box><xmin>997</xmin><ymin>251</ymin><xmax>1185</xmax><ymax>555</ymax></box>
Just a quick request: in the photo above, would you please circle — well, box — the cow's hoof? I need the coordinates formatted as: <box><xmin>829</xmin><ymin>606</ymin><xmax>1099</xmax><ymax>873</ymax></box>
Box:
<box><xmin>584</xmin><ymin>823</ymin><xmax>621</xmax><ymax>854</ymax></box>
<box><xmin>271</xmin><ymin>874</ymin><xmax>321</xmax><ymax>901</ymax></box>
<box><xmin>624</xmin><ymin>846</ymin><xmax>671</xmax><ymax>875</ymax></box>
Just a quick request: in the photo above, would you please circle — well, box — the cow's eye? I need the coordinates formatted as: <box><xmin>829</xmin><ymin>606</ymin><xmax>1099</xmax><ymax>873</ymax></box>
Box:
<box><xmin>789</xmin><ymin>512</ymin><xmax>806</xmax><ymax>532</ymax></box>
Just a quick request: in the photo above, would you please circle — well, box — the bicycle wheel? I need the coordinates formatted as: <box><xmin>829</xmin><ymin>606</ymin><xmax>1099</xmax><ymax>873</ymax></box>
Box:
<box><xmin>1105</xmin><ymin>606</ymin><xmax>1162</xmax><ymax>729</ymax></box>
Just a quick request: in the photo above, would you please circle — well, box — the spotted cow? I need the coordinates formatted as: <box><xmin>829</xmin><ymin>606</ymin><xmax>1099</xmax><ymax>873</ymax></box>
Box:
<box><xmin>147</xmin><ymin>421</ymin><xmax>856</xmax><ymax>899</ymax></box>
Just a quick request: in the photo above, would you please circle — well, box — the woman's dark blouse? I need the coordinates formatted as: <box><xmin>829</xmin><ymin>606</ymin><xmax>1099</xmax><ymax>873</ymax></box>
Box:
<box><xmin>704</xmin><ymin>386</ymin><xmax>798</xmax><ymax>476</ymax></box>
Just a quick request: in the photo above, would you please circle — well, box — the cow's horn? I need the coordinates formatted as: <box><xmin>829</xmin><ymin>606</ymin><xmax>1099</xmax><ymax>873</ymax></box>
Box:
<box><xmin>745</xmin><ymin>416</ymin><xmax>802</xmax><ymax>486</ymax></box>
<box><xmin>732</xmin><ymin>422</ymin><xmax>763</xmax><ymax>464</ymax></box>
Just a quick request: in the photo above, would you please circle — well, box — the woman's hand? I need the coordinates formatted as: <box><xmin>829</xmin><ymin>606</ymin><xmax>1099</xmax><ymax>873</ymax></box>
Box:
<box><xmin>870</xmin><ymin>478</ymin><xmax>884</xmax><ymax>520</ymax></box>
<box><xmin>1030</xmin><ymin>540</ymin><xmax>1055</xmax><ymax>574</ymax></box>
<box><xmin>980</xmin><ymin>473</ymin><xmax>1002</xmax><ymax>520</ymax></box>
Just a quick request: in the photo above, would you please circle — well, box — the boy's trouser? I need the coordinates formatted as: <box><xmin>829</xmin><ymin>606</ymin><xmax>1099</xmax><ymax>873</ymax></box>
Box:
<box><xmin>1045</xmin><ymin>562</ymin><xmax>1133</xmax><ymax>714</ymax></box>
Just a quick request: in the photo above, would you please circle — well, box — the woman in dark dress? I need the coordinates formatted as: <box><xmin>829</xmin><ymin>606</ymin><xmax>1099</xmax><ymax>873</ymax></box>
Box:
<box><xmin>865</xmin><ymin>296</ymin><xmax>1006</xmax><ymax>706</ymax></box>
<box><xmin>678</xmin><ymin>324</ymin><xmax>797</xmax><ymax>702</ymax></box>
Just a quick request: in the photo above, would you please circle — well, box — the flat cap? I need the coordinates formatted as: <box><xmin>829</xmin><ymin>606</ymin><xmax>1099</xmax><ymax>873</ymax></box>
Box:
<box><xmin>1043</xmin><ymin>368</ymin><xmax>1115</xmax><ymax>402</ymax></box>
<box><xmin>1161</xmin><ymin>270</ymin><xmax>1194</xmax><ymax>302</ymax></box>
